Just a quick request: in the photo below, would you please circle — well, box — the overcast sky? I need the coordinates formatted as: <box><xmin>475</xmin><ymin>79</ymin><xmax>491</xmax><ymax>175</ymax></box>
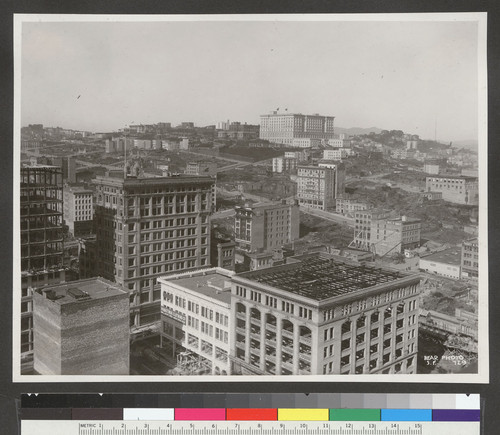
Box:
<box><xmin>20</xmin><ymin>17</ymin><xmax>481</xmax><ymax>142</ymax></box>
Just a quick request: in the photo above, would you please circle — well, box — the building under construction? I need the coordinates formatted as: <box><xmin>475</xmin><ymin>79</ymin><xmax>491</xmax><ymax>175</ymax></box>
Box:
<box><xmin>20</xmin><ymin>164</ymin><xmax>66</xmax><ymax>357</ymax></box>
<box><xmin>230</xmin><ymin>252</ymin><xmax>422</xmax><ymax>375</ymax></box>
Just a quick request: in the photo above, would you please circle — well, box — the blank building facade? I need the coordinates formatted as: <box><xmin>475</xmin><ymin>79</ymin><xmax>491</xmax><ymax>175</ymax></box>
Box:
<box><xmin>230</xmin><ymin>254</ymin><xmax>421</xmax><ymax>375</ymax></box>
<box><xmin>33</xmin><ymin>278</ymin><xmax>129</xmax><ymax>375</ymax></box>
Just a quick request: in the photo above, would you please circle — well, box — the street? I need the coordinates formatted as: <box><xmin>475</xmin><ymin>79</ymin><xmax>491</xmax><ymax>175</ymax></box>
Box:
<box><xmin>299</xmin><ymin>206</ymin><xmax>355</xmax><ymax>227</ymax></box>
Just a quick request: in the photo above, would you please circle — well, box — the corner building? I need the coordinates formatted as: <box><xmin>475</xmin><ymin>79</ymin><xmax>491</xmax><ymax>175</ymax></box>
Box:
<box><xmin>93</xmin><ymin>174</ymin><xmax>214</xmax><ymax>330</ymax></box>
<box><xmin>159</xmin><ymin>268</ymin><xmax>234</xmax><ymax>375</ymax></box>
<box><xmin>230</xmin><ymin>253</ymin><xmax>421</xmax><ymax>375</ymax></box>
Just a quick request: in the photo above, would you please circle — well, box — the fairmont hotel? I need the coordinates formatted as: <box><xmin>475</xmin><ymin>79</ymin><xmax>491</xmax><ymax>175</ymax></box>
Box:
<box><xmin>259</xmin><ymin>111</ymin><xmax>336</xmax><ymax>146</ymax></box>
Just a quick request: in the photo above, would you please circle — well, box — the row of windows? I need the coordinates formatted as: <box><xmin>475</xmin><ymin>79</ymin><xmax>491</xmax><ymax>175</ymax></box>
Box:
<box><xmin>130</xmin><ymin>259</ymin><xmax>201</xmax><ymax>279</ymax></box>
<box><xmin>324</xmin><ymin>289</ymin><xmax>418</xmax><ymax>321</ymax></box>
<box><xmin>323</xmin><ymin>312</ymin><xmax>416</xmax><ymax>341</ymax></box>
<box><xmin>139</xmin><ymin>239</ymin><xmax>202</xmax><ymax>253</ymax></box>
<box><xmin>138</xmin><ymin>227</ymin><xmax>205</xmax><ymax>241</ymax></box>
<box><xmin>327</xmin><ymin>355</ymin><xmax>415</xmax><ymax>375</ymax></box>
<box><xmin>236</xmin><ymin>286</ymin><xmax>311</xmax><ymax>318</ymax></box>
<box><xmin>215</xmin><ymin>327</ymin><xmax>229</xmax><ymax>344</ymax></box>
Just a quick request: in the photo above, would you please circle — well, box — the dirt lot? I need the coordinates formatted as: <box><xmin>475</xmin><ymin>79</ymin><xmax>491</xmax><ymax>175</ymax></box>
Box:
<box><xmin>298</xmin><ymin>212</ymin><xmax>353</xmax><ymax>248</ymax></box>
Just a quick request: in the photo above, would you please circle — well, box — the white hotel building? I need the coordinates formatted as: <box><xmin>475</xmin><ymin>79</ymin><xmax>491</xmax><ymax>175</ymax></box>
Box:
<box><xmin>259</xmin><ymin>112</ymin><xmax>335</xmax><ymax>146</ymax></box>
<box><xmin>159</xmin><ymin>268</ymin><xmax>234</xmax><ymax>375</ymax></box>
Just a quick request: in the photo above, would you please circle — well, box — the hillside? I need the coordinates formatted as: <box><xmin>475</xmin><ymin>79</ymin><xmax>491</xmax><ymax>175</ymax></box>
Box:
<box><xmin>335</xmin><ymin>126</ymin><xmax>382</xmax><ymax>136</ymax></box>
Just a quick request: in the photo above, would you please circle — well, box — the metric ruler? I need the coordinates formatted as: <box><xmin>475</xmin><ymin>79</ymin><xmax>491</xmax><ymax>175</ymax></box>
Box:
<box><xmin>21</xmin><ymin>421</ymin><xmax>480</xmax><ymax>435</ymax></box>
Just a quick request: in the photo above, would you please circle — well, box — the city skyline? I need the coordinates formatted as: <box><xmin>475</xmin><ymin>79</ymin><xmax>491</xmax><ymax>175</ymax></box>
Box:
<box><xmin>19</xmin><ymin>15</ymin><xmax>481</xmax><ymax>143</ymax></box>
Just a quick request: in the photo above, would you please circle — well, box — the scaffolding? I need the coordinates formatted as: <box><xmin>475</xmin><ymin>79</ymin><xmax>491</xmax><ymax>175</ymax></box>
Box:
<box><xmin>174</xmin><ymin>350</ymin><xmax>212</xmax><ymax>375</ymax></box>
<box><xmin>20</xmin><ymin>165</ymin><xmax>64</xmax><ymax>272</ymax></box>
<box><xmin>246</xmin><ymin>257</ymin><xmax>404</xmax><ymax>301</ymax></box>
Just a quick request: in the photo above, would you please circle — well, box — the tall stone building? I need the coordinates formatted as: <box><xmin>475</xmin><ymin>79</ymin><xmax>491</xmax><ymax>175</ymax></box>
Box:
<box><xmin>93</xmin><ymin>173</ymin><xmax>214</xmax><ymax>330</ymax></box>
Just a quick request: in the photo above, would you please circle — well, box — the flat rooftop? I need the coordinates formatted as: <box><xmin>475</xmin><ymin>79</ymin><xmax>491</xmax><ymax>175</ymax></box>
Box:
<box><xmin>35</xmin><ymin>278</ymin><xmax>125</xmax><ymax>305</ymax></box>
<box><xmin>238</xmin><ymin>256</ymin><xmax>409</xmax><ymax>301</ymax></box>
<box><xmin>420</xmin><ymin>247</ymin><xmax>462</xmax><ymax>265</ymax></box>
<box><xmin>163</xmin><ymin>269</ymin><xmax>233</xmax><ymax>304</ymax></box>
<box><xmin>426</xmin><ymin>174</ymin><xmax>477</xmax><ymax>181</ymax></box>
<box><xmin>94</xmin><ymin>174</ymin><xmax>214</xmax><ymax>186</ymax></box>
<box><xmin>235</xmin><ymin>201</ymin><xmax>291</xmax><ymax>212</ymax></box>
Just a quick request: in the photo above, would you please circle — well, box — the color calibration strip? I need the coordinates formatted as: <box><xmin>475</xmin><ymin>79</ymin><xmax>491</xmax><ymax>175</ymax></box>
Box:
<box><xmin>21</xmin><ymin>407</ymin><xmax>480</xmax><ymax>422</ymax></box>
<box><xmin>21</xmin><ymin>393</ymin><xmax>480</xmax><ymax>411</ymax></box>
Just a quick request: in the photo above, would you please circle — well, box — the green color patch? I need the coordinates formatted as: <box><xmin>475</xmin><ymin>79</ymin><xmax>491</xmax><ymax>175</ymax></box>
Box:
<box><xmin>329</xmin><ymin>409</ymin><xmax>381</xmax><ymax>421</ymax></box>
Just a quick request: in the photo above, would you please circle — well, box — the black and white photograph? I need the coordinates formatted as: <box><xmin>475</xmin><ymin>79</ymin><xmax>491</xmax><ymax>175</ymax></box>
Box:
<box><xmin>13</xmin><ymin>13</ymin><xmax>488</xmax><ymax>382</ymax></box>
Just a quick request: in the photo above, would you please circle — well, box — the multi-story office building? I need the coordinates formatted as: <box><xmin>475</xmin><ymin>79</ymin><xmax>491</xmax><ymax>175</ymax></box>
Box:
<box><xmin>159</xmin><ymin>268</ymin><xmax>234</xmax><ymax>375</ymax></box>
<box><xmin>234</xmin><ymin>201</ymin><xmax>300</xmax><ymax>253</ymax></box>
<box><xmin>230</xmin><ymin>253</ymin><xmax>421</xmax><ymax>375</ymax></box>
<box><xmin>461</xmin><ymin>238</ymin><xmax>479</xmax><ymax>280</ymax></box>
<box><xmin>63</xmin><ymin>185</ymin><xmax>94</xmax><ymax>237</ymax></box>
<box><xmin>272</xmin><ymin>157</ymin><xmax>298</xmax><ymax>174</ymax></box>
<box><xmin>184</xmin><ymin>161</ymin><xmax>217</xmax><ymax>209</ymax></box>
<box><xmin>33</xmin><ymin>277</ymin><xmax>129</xmax><ymax>375</ymax></box>
<box><xmin>20</xmin><ymin>164</ymin><xmax>66</xmax><ymax>356</ymax></box>
<box><xmin>296</xmin><ymin>165</ymin><xmax>345</xmax><ymax>210</ymax></box>
<box><xmin>93</xmin><ymin>173</ymin><xmax>214</xmax><ymax>330</ymax></box>
<box><xmin>259</xmin><ymin>112</ymin><xmax>335</xmax><ymax>146</ymax></box>
<box><xmin>335</xmin><ymin>197</ymin><xmax>369</xmax><ymax>215</ymax></box>
<box><xmin>352</xmin><ymin>210</ymin><xmax>421</xmax><ymax>256</ymax></box>
<box><xmin>425</xmin><ymin>175</ymin><xmax>479</xmax><ymax>205</ymax></box>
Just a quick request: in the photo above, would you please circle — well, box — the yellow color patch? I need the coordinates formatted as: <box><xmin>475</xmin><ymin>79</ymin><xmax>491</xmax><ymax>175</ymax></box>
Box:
<box><xmin>278</xmin><ymin>408</ymin><xmax>329</xmax><ymax>421</ymax></box>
